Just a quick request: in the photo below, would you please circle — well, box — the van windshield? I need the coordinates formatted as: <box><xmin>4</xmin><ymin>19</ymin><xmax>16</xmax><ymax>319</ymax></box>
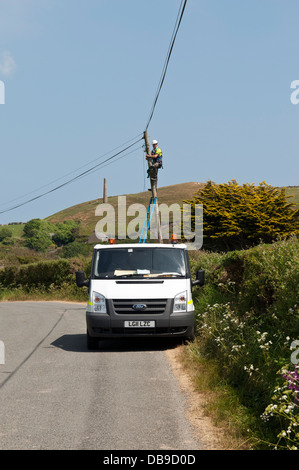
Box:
<box><xmin>93</xmin><ymin>247</ymin><xmax>187</xmax><ymax>278</ymax></box>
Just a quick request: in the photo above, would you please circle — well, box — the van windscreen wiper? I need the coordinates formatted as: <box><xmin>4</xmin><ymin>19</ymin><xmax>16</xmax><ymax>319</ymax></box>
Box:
<box><xmin>113</xmin><ymin>269</ymin><xmax>150</xmax><ymax>278</ymax></box>
<box><xmin>113</xmin><ymin>270</ymin><xmax>184</xmax><ymax>278</ymax></box>
<box><xmin>146</xmin><ymin>272</ymin><xmax>184</xmax><ymax>278</ymax></box>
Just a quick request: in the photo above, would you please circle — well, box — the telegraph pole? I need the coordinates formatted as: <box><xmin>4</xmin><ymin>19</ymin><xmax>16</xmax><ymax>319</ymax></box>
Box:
<box><xmin>103</xmin><ymin>178</ymin><xmax>108</xmax><ymax>203</ymax></box>
<box><xmin>144</xmin><ymin>130</ymin><xmax>162</xmax><ymax>243</ymax></box>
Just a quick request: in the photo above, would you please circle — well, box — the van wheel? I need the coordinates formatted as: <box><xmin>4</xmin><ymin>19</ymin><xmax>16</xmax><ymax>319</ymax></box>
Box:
<box><xmin>189</xmin><ymin>326</ymin><xmax>195</xmax><ymax>342</ymax></box>
<box><xmin>183</xmin><ymin>326</ymin><xmax>195</xmax><ymax>344</ymax></box>
<box><xmin>87</xmin><ymin>330</ymin><xmax>99</xmax><ymax>350</ymax></box>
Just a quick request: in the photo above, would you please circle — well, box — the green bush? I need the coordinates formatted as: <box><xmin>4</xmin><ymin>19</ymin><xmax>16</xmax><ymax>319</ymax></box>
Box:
<box><xmin>61</xmin><ymin>241</ymin><xmax>91</xmax><ymax>258</ymax></box>
<box><xmin>190</xmin><ymin>237</ymin><xmax>299</xmax><ymax>448</ymax></box>
<box><xmin>0</xmin><ymin>259</ymin><xmax>73</xmax><ymax>289</ymax></box>
<box><xmin>23</xmin><ymin>219</ymin><xmax>53</xmax><ymax>252</ymax></box>
<box><xmin>183</xmin><ymin>181</ymin><xmax>299</xmax><ymax>250</ymax></box>
<box><xmin>52</xmin><ymin>220</ymin><xmax>80</xmax><ymax>247</ymax></box>
<box><xmin>0</xmin><ymin>266</ymin><xmax>18</xmax><ymax>287</ymax></box>
<box><xmin>0</xmin><ymin>227</ymin><xmax>13</xmax><ymax>242</ymax></box>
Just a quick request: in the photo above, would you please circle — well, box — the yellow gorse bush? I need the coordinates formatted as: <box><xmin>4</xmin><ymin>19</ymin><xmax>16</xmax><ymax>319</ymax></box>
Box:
<box><xmin>183</xmin><ymin>180</ymin><xmax>298</xmax><ymax>250</ymax></box>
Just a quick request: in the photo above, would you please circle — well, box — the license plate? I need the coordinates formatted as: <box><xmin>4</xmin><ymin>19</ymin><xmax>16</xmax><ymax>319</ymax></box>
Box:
<box><xmin>124</xmin><ymin>320</ymin><xmax>155</xmax><ymax>328</ymax></box>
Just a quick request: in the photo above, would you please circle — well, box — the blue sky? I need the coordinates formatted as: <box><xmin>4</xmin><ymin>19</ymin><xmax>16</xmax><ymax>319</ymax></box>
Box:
<box><xmin>0</xmin><ymin>0</ymin><xmax>298</xmax><ymax>225</ymax></box>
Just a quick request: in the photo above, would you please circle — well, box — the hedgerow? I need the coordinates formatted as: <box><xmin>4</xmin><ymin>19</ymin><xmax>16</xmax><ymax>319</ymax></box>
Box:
<box><xmin>189</xmin><ymin>237</ymin><xmax>299</xmax><ymax>448</ymax></box>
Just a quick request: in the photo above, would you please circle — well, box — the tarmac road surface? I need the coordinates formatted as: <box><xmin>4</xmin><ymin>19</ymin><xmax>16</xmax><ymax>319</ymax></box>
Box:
<box><xmin>0</xmin><ymin>302</ymin><xmax>202</xmax><ymax>450</ymax></box>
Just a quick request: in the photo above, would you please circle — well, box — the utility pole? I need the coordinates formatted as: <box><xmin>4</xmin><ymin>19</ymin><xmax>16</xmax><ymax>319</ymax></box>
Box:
<box><xmin>103</xmin><ymin>178</ymin><xmax>108</xmax><ymax>203</ymax></box>
<box><xmin>144</xmin><ymin>130</ymin><xmax>162</xmax><ymax>243</ymax></box>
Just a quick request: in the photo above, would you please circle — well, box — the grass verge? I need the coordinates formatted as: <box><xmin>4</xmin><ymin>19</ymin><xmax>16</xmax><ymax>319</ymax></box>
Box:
<box><xmin>177</xmin><ymin>340</ymin><xmax>257</xmax><ymax>449</ymax></box>
<box><xmin>0</xmin><ymin>283</ymin><xmax>88</xmax><ymax>303</ymax></box>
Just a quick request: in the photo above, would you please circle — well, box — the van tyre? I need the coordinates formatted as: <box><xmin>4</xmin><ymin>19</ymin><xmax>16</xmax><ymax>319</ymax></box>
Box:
<box><xmin>87</xmin><ymin>330</ymin><xmax>99</xmax><ymax>350</ymax></box>
<box><xmin>189</xmin><ymin>325</ymin><xmax>195</xmax><ymax>342</ymax></box>
<box><xmin>183</xmin><ymin>326</ymin><xmax>195</xmax><ymax>344</ymax></box>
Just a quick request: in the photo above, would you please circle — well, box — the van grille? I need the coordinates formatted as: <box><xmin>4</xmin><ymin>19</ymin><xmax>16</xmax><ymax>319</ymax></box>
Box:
<box><xmin>112</xmin><ymin>299</ymin><xmax>167</xmax><ymax>315</ymax></box>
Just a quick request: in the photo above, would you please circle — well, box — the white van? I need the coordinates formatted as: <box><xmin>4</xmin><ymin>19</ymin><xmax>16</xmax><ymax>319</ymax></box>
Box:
<box><xmin>76</xmin><ymin>243</ymin><xmax>204</xmax><ymax>349</ymax></box>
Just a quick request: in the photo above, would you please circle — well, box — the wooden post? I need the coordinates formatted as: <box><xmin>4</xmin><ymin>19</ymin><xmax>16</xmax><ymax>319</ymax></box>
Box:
<box><xmin>144</xmin><ymin>131</ymin><xmax>162</xmax><ymax>243</ymax></box>
<box><xmin>103</xmin><ymin>178</ymin><xmax>108</xmax><ymax>203</ymax></box>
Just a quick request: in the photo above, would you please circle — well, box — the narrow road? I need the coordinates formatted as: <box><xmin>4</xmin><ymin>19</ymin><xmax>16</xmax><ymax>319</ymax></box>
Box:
<box><xmin>0</xmin><ymin>302</ymin><xmax>202</xmax><ymax>450</ymax></box>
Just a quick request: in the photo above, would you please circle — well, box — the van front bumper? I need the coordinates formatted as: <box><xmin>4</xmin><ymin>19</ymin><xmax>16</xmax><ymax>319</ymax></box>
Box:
<box><xmin>86</xmin><ymin>298</ymin><xmax>195</xmax><ymax>339</ymax></box>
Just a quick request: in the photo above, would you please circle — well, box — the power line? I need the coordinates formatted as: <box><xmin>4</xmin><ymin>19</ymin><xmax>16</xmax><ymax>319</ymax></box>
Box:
<box><xmin>0</xmin><ymin>2</ymin><xmax>188</xmax><ymax>217</ymax></box>
<box><xmin>145</xmin><ymin>0</ymin><xmax>187</xmax><ymax>130</ymax></box>
<box><xmin>0</xmin><ymin>133</ymin><xmax>143</xmax><ymax>209</ymax></box>
<box><xmin>0</xmin><ymin>137</ymin><xmax>143</xmax><ymax>215</ymax></box>
<box><xmin>83</xmin><ymin>144</ymin><xmax>143</xmax><ymax>174</ymax></box>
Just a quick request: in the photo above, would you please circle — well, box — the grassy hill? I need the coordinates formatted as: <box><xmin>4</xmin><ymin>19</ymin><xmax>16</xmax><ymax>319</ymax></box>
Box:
<box><xmin>45</xmin><ymin>182</ymin><xmax>205</xmax><ymax>239</ymax></box>
<box><xmin>1</xmin><ymin>182</ymin><xmax>298</xmax><ymax>244</ymax></box>
<box><xmin>45</xmin><ymin>182</ymin><xmax>299</xmax><ymax>239</ymax></box>
<box><xmin>285</xmin><ymin>186</ymin><xmax>299</xmax><ymax>207</ymax></box>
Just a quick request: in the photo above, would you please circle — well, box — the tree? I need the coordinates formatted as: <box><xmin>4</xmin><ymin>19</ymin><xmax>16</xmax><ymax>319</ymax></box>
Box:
<box><xmin>23</xmin><ymin>219</ymin><xmax>52</xmax><ymax>252</ymax></box>
<box><xmin>52</xmin><ymin>220</ymin><xmax>80</xmax><ymax>247</ymax></box>
<box><xmin>182</xmin><ymin>180</ymin><xmax>299</xmax><ymax>250</ymax></box>
<box><xmin>0</xmin><ymin>227</ymin><xmax>13</xmax><ymax>242</ymax></box>
<box><xmin>23</xmin><ymin>219</ymin><xmax>42</xmax><ymax>238</ymax></box>
<box><xmin>61</xmin><ymin>241</ymin><xmax>91</xmax><ymax>258</ymax></box>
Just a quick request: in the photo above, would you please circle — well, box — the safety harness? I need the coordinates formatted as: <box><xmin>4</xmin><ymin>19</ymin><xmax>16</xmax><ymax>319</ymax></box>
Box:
<box><xmin>152</xmin><ymin>147</ymin><xmax>163</xmax><ymax>168</ymax></box>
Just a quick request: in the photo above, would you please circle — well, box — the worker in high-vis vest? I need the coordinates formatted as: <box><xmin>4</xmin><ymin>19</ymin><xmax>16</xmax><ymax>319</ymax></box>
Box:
<box><xmin>146</xmin><ymin>139</ymin><xmax>163</xmax><ymax>188</ymax></box>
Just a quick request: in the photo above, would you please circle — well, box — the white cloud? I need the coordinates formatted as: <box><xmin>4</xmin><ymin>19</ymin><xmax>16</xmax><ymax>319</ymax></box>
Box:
<box><xmin>0</xmin><ymin>51</ymin><xmax>17</xmax><ymax>77</ymax></box>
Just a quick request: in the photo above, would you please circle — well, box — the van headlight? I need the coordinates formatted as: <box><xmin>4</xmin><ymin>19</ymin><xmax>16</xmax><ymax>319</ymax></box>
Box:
<box><xmin>173</xmin><ymin>291</ymin><xmax>187</xmax><ymax>312</ymax></box>
<box><xmin>92</xmin><ymin>291</ymin><xmax>107</xmax><ymax>313</ymax></box>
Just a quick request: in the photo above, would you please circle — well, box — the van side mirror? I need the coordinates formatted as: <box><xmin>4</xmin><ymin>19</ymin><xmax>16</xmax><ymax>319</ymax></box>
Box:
<box><xmin>192</xmin><ymin>270</ymin><xmax>205</xmax><ymax>287</ymax></box>
<box><xmin>76</xmin><ymin>271</ymin><xmax>89</xmax><ymax>288</ymax></box>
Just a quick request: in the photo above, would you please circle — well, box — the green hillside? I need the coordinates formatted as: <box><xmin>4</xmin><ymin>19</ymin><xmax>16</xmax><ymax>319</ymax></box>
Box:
<box><xmin>1</xmin><ymin>182</ymin><xmax>297</xmax><ymax>244</ymax></box>
<box><xmin>45</xmin><ymin>182</ymin><xmax>299</xmax><ymax>240</ymax></box>
<box><xmin>45</xmin><ymin>182</ymin><xmax>205</xmax><ymax>239</ymax></box>
<box><xmin>285</xmin><ymin>186</ymin><xmax>299</xmax><ymax>207</ymax></box>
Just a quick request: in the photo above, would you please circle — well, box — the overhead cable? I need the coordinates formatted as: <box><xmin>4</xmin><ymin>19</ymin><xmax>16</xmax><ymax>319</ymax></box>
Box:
<box><xmin>0</xmin><ymin>133</ymin><xmax>143</xmax><ymax>209</ymax></box>
<box><xmin>0</xmin><ymin>1</ymin><xmax>188</xmax><ymax>216</ymax></box>
<box><xmin>145</xmin><ymin>0</ymin><xmax>187</xmax><ymax>130</ymax></box>
<box><xmin>0</xmin><ymin>137</ymin><xmax>143</xmax><ymax>215</ymax></box>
